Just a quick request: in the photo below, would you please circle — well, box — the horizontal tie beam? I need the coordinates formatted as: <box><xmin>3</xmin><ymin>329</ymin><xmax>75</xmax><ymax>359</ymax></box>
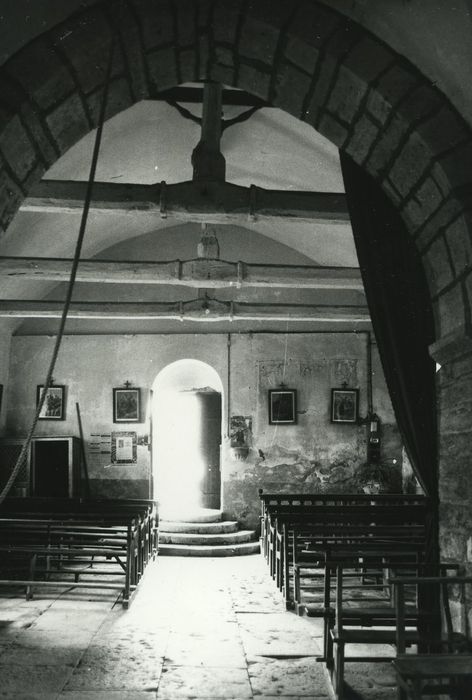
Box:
<box><xmin>22</xmin><ymin>179</ymin><xmax>349</xmax><ymax>225</ymax></box>
<box><xmin>0</xmin><ymin>299</ymin><xmax>370</xmax><ymax>323</ymax></box>
<box><xmin>0</xmin><ymin>256</ymin><xmax>363</xmax><ymax>290</ymax></box>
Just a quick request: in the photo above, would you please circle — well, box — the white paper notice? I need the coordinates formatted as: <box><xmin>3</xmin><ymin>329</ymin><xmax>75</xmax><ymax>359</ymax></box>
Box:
<box><xmin>116</xmin><ymin>436</ymin><xmax>133</xmax><ymax>461</ymax></box>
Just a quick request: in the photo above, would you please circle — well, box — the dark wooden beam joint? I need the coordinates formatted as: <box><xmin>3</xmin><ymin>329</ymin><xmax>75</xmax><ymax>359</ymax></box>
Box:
<box><xmin>153</xmin><ymin>86</ymin><xmax>268</xmax><ymax>108</ymax></box>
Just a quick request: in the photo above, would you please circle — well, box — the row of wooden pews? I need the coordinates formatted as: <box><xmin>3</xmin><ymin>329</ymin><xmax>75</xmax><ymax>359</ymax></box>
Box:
<box><xmin>259</xmin><ymin>490</ymin><xmax>427</xmax><ymax>609</ymax></box>
<box><xmin>0</xmin><ymin>497</ymin><xmax>158</xmax><ymax>607</ymax></box>
<box><xmin>259</xmin><ymin>490</ymin><xmax>472</xmax><ymax>699</ymax></box>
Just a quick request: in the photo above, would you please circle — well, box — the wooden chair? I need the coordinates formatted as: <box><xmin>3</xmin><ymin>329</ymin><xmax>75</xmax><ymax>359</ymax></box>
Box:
<box><xmin>391</xmin><ymin>574</ymin><xmax>472</xmax><ymax>700</ymax></box>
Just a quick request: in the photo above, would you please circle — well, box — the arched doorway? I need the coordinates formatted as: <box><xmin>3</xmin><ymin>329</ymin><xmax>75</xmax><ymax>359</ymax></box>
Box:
<box><xmin>152</xmin><ymin>360</ymin><xmax>223</xmax><ymax>517</ymax></box>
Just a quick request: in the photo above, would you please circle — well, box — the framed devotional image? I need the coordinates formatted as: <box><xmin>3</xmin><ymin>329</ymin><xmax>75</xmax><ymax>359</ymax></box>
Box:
<box><xmin>37</xmin><ymin>384</ymin><xmax>66</xmax><ymax>420</ymax></box>
<box><xmin>268</xmin><ymin>389</ymin><xmax>297</xmax><ymax>425</ymax></box>
<box><xmin>113</xmin><ymin>387</ymin><xmax>141</xmax><ymax>423</ymax></box>
<box><xmin>331</xmin><ymin>388</ymin><xmax>359</xmax><ymax>423</ymax></box>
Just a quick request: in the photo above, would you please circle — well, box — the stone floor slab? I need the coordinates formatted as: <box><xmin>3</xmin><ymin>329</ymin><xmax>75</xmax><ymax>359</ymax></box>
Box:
<box><xmin>58</xmin><ymin>693</ymin><xmax>156</xmax><ymax>700</ymax></box>
<box><xmin>0</xmin><ymin>694</ymin><xmax>60</xmax><ymax>700</ymax></box>
<box><xmin>0</xmin><ymin>555</ymin><xmax>403</xmax><ymax>699</ymax></box>
<box><xmin>0</xmin><ymin>644</ymin><xmax>82</xmax><ymax>666</ymax></box>
<box><xmin>344</xmin><ymin>662</ymin><xmax>397</xmax><ymax>688</ymax></box>
<box><xmin>157</xmin><ymin>665</ymin><xmax>253</xmax><ymax>698</ymax></box>
<box><xmin>248</xmin><ymin>657</ymin><xmax>330</xmax><ymax>697</ymax></box>
<box><xmin>64</xmin><ymin>644</ymin><xmax>163</xmax><ymax>691</ymax></box>
<box><xmin>240</xmin><ymin>627</ymin><xmax>321</xmax><ymax>657</ymax></box>
<box><xmin>0</xmin><ymin>664</ymin><xmax>73</xmax><ymax>695</ymax></box>
<box><xmin>165</xmin><ymin>630</ymin><xmax>246</xmax><ymax>667</ymax></box>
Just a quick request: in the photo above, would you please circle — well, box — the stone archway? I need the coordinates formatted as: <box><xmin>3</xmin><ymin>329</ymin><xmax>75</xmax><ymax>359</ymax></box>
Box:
<box><xmin>0</xmin><ymin>0</ymin><xmax>471</xmax><ymax>562</ymax></box>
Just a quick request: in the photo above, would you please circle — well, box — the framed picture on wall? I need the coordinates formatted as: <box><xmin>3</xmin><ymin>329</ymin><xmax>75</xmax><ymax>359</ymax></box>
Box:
<box><xmin>37</xmin><ymin>385</ymin><xmax>66</xmax><ymax>420</ymax></box>
<box><xmin>331</xmin><ymin>388</ymin><xmax>359</xmax><ymax>423</ymax></box>
<box><xmin>268</xmin><ymin>389</ymin><xmax>297</xmax><ymax>425</ymax></box>
<box><xmin>113</xmin><ymin>387</ymin><xmax>141</xmax><ymax>423</ymax></box>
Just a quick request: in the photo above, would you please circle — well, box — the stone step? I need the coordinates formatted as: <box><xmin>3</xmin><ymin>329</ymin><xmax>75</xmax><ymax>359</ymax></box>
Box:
<box><xmin>159</xmin><ymin>520</ymin><xmax>239</xmax><ymax>534</ymax></box>
<box><xmin>159</xmin><ymin>529</ymin><xmax>256</xmax><ymax>546</ymax></box>
<box><xmin>158</xmin><ymin>541</ymin><xmax>261</xmax><ymax>557</ymax></box>
<box><xmin>159</xmin><ymin>508</ymin><xmax>223</xmax><ymax>523</ymax></box>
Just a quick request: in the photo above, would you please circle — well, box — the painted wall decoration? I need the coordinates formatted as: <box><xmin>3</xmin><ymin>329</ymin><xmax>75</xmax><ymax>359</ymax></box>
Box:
<box><xmin>331</xmin><ymin>359</ymin><xmax>358</xmax><ymax>387</ymax></box>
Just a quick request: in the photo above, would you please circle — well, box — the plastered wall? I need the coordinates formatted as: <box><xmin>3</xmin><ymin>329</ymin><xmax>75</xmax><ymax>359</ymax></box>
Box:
<box><xmin>224</xmin><ymin>332</ymin><xmax>401</xmax><ymax>528</ymax></box>
<box><xmin>6</xmin><ymin>331</ymin><xmax>400</xmax><ymax>528</ymax></box>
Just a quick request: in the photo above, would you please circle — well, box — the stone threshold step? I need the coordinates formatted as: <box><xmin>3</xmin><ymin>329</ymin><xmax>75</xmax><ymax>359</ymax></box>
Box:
<box><xmin>159</xmin><ymin>541</ymin><xmax>261</xmax><ymax>557</ymax></box>
<box><xmin>159</xmin><ymin>520</ymin><xmax>239</xmax><ymax>534</ymax></box>
<box><xmin>159</xmin><ymin>530</ymin><xmax>256</xmax><ymax>545</ymax></box>
<box><xmin>159</xmin><ymin>509</ymin><xmax>222</xmax><ymax>523</ymax></box>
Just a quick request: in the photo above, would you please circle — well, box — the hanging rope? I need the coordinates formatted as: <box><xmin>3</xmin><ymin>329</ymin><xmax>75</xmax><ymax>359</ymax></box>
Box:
<box><xmin>0</xmin><ymin>34</ymin><xmax>116</xmax><ymax>505</ymax></box>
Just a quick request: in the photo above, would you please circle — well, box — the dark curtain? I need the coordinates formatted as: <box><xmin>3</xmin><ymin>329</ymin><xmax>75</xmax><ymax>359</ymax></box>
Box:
<box><xmin>340</xmin><ymin>152</ymin><xmax>439</xmax><ymax>562</ymax></box>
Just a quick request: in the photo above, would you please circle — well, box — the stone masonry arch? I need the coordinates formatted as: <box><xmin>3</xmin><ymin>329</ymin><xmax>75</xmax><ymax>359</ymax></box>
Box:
<box><xmin>0</xmin><ymin>0</ymin><xmax>471</xmax><ymax>559</ymax></box>
<box><xmin>0</xmin><ymin>0</ymin><xmax>470</xmax><ymax>343</ymax></box>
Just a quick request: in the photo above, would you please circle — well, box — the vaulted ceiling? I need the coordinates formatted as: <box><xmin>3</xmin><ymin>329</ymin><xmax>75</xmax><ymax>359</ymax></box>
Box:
<box><xmin>1</xmin><ymin>90</ymin><xmax>368</xmax><ymax>335</ymax></box>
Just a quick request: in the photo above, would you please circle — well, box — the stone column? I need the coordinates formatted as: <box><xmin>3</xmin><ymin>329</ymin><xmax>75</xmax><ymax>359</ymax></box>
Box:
<box><xmin>430</xmin><ymin>326</ymin><xmax>472</xmax><ymax>575</ymax></box>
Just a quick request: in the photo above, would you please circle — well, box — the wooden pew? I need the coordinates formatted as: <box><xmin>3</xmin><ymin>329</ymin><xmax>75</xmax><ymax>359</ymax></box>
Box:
<box><xmin>391</xmin><ymin>574</ymin><xmax>472</xmax><ymax>700</ymax></box>
<box><xmin>0</xmin><ymin>497</ymin><xmax>158</xmax><ymax>607</ymax></box>
<box><xmin>258</xmin><ymin>491</ymin><xmax>427</xmax><ymax>591</ymax></box>
<box><xmin>274</xmin><ymin>502</ymin><xmax>427</xmax><ymax>608</ymax></box>
<box><xmin>259</xmin><ymin>491</ymin><xmax>426</xmax><ymax>564</ymax></box>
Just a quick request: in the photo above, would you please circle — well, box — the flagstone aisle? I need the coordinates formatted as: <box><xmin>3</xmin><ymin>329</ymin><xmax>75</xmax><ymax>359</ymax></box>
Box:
<box><xmin>0</xmin><ymin>555</ymin><xmax>398</xmax><ymax>699</ymax></box>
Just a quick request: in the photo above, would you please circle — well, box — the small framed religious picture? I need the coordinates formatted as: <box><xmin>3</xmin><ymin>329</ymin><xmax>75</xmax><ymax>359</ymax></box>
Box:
<box><xmin>37</xmin><ymin>384</ymin><xmax>66</xmax><ymax>420</ymax></box>
<box><xmin>331</xmin><ymin>388</ymin><xmax>359</xmax><ymax>423</ymax></box>
<box><xmin>268</xmin><ymin>389</ymin><xmax>297</xmax><ymax>425</ymax></box>
<box><xmin>113</xmin><ymin>387</ymin><xmax>141</xmax><ymax>423</ymax></box>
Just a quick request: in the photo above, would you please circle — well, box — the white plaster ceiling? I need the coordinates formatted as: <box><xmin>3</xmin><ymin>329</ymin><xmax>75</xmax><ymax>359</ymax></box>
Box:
<box><xmin>4</xmin><ymin>99</ymin><xmax>355</xmax><ymax>267</ymax></box>
<box><xmin>1</xmin><ymin>93</ymin><xmax>362</xmax><ymax>334</ymax></box>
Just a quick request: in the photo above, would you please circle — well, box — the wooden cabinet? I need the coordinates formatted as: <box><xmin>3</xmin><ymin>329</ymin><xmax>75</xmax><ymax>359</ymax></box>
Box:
<box><xmin>31</xmin><ymin>437</ymin><xmax>81</xmax><ymax>498</ymax></box>
<box><xmin>0</xmin><ymin>436</ymin><xmax>82</xmax><ymax>498</ymax></box>
<box><xmin>0</xmin><ymin>438</ymin><xmax>31</xmax><ymax>497</ymax></box>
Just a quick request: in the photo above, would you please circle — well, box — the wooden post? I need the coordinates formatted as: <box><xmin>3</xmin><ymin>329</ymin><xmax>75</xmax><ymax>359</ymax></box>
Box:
<box><xmin>192</xmin><ymin>82</ymin><xmax>226</xmax><ymax>181</ymax></box>
<box><xmin>76</xmin><ymin>402</ymin><xmax>90</xmax><ymax>498</ymax></box>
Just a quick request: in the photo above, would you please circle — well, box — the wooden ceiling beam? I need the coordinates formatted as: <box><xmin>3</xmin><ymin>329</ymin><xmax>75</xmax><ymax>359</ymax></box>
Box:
<box><xmin>153</xmin><ymin>86</ymin><xmax>269</xmax><ymax>108</ymax></box>
<box><xmin>0</xmin><ymin>256</ymin><xmax>363</xmax><ymax>290</ymax></box>
<box><xmin>0</xmin><ymin>299</ymin><xmax>370</xmax><ymax>323</ymax></box>
<box><xmin>22</xmin><ymin>179</ymin><xmax>349</xmax><ymax>225</ymax></box>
